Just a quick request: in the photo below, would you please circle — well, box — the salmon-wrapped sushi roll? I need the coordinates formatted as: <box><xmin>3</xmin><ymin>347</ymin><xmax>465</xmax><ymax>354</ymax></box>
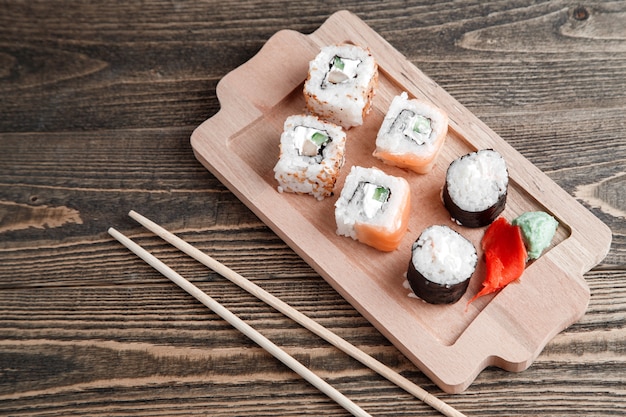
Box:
<box><xmin>273</xmin><ymin>114</ymin><xmax>347</xmax><ymax>200</ymax></box>
<box><xmin>304</xmin><ymin>44</ymin><xmax>378</xmax><ymax>129</ymax></box>
<box><xmin>335</xmin><ymin>166</ymin><xmax>410</xmax><ymax>252</ymax></box>
<box><xmin>373</xmin><ymin>92</ymin><xmax>448</xmax><ymax>174</ymax></box>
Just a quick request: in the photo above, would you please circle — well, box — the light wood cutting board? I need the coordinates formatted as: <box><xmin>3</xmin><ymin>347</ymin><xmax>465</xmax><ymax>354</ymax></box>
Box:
<box><xmin>190</xmin><ymin>10</ymin><xmax>612</xmax><ymax>393</ymax></box>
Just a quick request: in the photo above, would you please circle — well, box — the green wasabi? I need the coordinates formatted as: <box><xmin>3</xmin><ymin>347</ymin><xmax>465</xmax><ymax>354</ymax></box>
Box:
<box><xmin>512</xmin><ymin>211</ymin><xmax>558</xmax><ymax>259</ymax></box>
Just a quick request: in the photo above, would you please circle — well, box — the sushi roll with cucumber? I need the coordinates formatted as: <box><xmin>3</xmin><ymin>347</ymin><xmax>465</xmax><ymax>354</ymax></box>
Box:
<box><xmin>442</xmin><ymin>149</ymin><xmax>508</xmax><ymax>228</ymax></box>
<box><xmin>303</xmin><ymin>44</ymin><xmax>378</xmax><ymax>129</ymax></box>
<box><xmin>335</xmin><ymin>166</ymin><xmax>410</xmax><ymax>252</ymax></box>
<box><xmin>407</xmin><ymin>225</ymin><xmax>477</xmax><ymax>304</ymax></box>
<box><xmin>273</xmin><ymin>114</ymin><xmax>347</xmax><ymax>200</ymax></box>
<box><xmin>373</xmin><ymin>92</ymin><xmax>448</xmax><ymax>174</ymax></box>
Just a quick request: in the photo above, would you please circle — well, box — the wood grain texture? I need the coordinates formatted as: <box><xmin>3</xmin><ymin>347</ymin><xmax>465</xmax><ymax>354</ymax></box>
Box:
<box><xmin>0</xmin><ymin>0</ymin><xmax>624</xmax><ymax>415</ymax></box>
<box><xmin>190</xmin><ymin>10</ymin><xmax>610</xmax><ymax>393</ymax></box>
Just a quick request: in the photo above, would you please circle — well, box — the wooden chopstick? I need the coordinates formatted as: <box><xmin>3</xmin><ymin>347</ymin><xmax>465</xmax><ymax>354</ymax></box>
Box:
<box><xmin>108</xmin><ymin>226</ymin><xmax>372</xmax><ymax>417</ymax></box>
<box><xmin>127</xmin><ymin>210</ymin><xmax>468</xmax><ymax>417</ymax></box>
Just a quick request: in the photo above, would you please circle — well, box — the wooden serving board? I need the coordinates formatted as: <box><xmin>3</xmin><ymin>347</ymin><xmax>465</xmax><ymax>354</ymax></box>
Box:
<box><xmin>191</xmin><ymin>10</ymin><xmax>612</xmax><ymax>393</ymax></box>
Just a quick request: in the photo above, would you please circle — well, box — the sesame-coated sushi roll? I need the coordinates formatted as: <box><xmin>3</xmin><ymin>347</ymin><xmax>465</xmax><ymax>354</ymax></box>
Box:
<box><xmin>335</xmin><ymin>166</ymin><xmax>410</xmax><ymax>252</ymax></box>
<box><xmin>273</xmin><ymin>114</ymin><xmax>346</xmax><ymax>200</ymax></box>
<box><xmin>304</xmin><ymin>44</ymin><xmax>378</xmax><ymax>129</ymax></box>
<box><xmin>373</xmin><ymin>92</ymin><xmax>448</xmax><ymax>174</ymax></box>
<box><xmin>407</xmin><ymin>225</ymin><xmax>477</xmax><ymax>304</ymax></box>
<box><xmin>442</xmin><ymin>149</ymin><xmax>508</xmax><ymax>228</ymax></box>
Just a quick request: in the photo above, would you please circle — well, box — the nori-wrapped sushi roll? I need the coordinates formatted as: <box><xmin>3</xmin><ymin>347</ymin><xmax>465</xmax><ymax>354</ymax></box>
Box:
<box><xmin>442</xmin><ymin>149</ymin><xmax>508</xmax><ymax>228</ymax></box>
<box><xmin>407</xmin><ymin>225</ymin><xmax>477</xmax><ymax>304</ymax></box>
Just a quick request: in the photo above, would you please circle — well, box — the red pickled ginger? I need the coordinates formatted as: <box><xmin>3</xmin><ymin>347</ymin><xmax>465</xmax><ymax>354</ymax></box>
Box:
<box><xmin>467</xmin><ymin>217</ymin><xmax>527</xmax><ymax>306</ymax></box>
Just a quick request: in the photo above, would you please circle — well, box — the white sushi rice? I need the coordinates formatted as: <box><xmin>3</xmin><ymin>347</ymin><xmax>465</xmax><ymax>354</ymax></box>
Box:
<box><xmin>335</xmin><ymin>166</ymin><xmax>409</xmax><ymax>239</ymax></box>
<box><xmin>304</xmin><ymin>44</ymin><xmax>378</xmax><ymax>128</ymax></box>
<box><xmin>375</xmin><ymin>92</ymin><xmax>448</xmax><ymax>157</ymax></box>
<box><xmin>445</xmin><ymin>149</ymin><xmax>508</xmax><ymax>212</ymax></box>
<box><xmin>273</xmin><ymin>114</ymin><xmax>346</xmax><ymax>200</ymax></box>
<box><xmin>412</xmin><ymin>225</ymin><xmax>477</xmax><ymax>286</ymax></box>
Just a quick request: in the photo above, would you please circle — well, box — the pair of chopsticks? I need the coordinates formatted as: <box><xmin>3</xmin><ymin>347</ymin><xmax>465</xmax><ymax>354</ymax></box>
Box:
<box><xmin>109</xmin><ymin>210</ymin><xmax>467</xmax><ymax>417</ymax></box>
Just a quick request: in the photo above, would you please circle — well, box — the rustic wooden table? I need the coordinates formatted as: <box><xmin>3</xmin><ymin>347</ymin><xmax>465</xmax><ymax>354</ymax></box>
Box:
<box><xmin>1</xmin><ymin>2</ymin><xmax>624</xmax><ymax>416</ymax></box>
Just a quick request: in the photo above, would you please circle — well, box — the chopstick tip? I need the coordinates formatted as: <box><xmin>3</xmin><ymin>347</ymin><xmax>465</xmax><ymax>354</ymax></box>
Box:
<box><xmin>129</xmin><ymin>210</ymin><xmax>146</xmax><ymax>222</ymax></box>
<box><xmin>108</xmin><ymin>226</ymin><xmax>122</xmax><ymax>237</ymax></box>
<box><xmin>107</xmin><ymin>227</ymin><xmax>121</xmax><ymax>241</ymax></box>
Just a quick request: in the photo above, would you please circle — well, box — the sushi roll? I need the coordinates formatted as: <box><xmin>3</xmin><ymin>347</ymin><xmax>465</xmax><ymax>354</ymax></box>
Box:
<box><xmin>303</xmin><ymin>44</ymin><xmax>378</xmax><ymax>129</ymax></box>
<box><xmin>407</xmin><ymin>225</ymin><xmax>477</xmax><ymax>304</ymax></box>
<box><xmin>335</xmin><ymin>166</ymin><xmax>410</xmax><ymax>252</ymax></box>
<box><xmin>373</xmin><ymin>92</ymin><xmax>448</xmax><ymax>174</ymax></box>
<box><xmin>442</xmin><ymin>149</ymin><xmax>508</xmax><ymax>228</ymax></box>
<box><xmin>273</xmin><ymin>114</ymin><xmax>347</xmax><ymax>200</ymax></box>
